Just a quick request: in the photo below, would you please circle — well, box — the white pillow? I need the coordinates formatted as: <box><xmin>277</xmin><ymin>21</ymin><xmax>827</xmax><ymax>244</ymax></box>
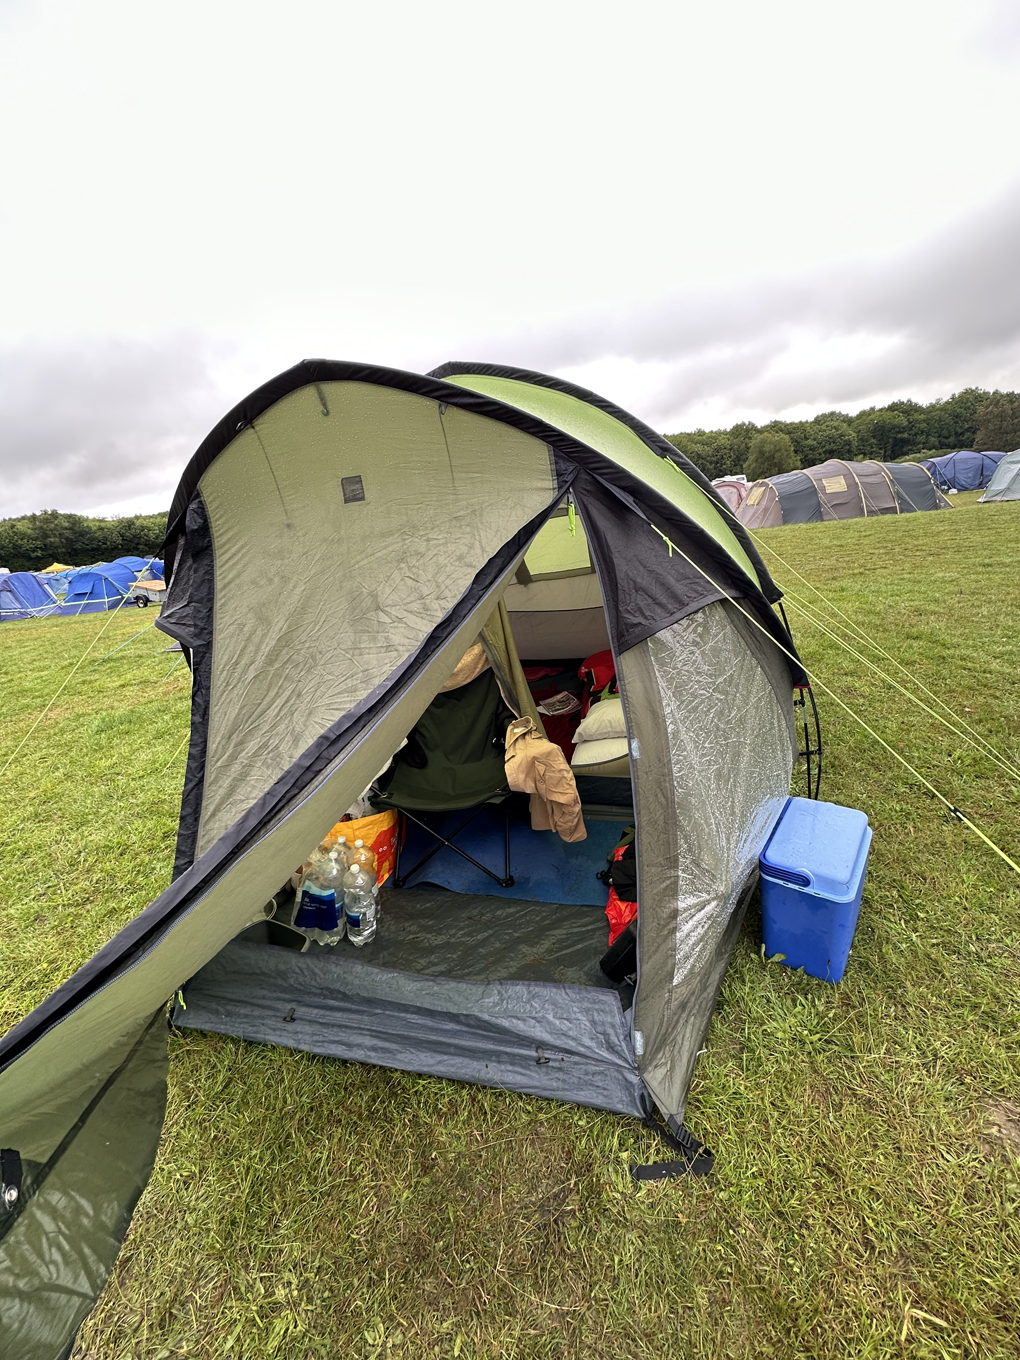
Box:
<box><xmin>570</xmin><ymin>735</ymin><xmax>630</xmax><ymax>768</ymax></box>
<box><xmin>573</xmin><ymin>695</ymin><xmax>626</xmax><ymax>744</ymax></box>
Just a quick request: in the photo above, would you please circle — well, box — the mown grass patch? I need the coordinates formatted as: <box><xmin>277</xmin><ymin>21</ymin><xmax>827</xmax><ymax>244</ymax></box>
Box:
<box><xmin>2</xmin><ymin>503</ymin><xmax>1019</xmax><ymax>1358</ymax></box>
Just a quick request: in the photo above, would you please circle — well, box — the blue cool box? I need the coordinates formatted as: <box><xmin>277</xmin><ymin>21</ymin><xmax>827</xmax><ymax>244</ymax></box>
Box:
<box><xmin>759</xmin><ymin>797</ymin><xmax>872</xmax><ymax>983</ymax></box>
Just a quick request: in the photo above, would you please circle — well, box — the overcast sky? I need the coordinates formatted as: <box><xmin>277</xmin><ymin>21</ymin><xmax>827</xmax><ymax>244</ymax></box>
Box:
<box><xmin>2</xmin><ymin>0</ymin><xmax>1019</xmax><ymax>517</ymax></box>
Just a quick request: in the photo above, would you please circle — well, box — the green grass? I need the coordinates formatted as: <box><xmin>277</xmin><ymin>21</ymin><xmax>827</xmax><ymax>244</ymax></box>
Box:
<box><xmin>1</xmin><ymin>502</ymin><xmax>1019</xmax><ymax>1360</ymax></box>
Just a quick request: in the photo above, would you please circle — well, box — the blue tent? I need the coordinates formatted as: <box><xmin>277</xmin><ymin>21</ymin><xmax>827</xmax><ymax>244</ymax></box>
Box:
<box><xmin>111</xmin><ymin>555</ymin><xmax>152</xmax><ymax>575</ymax></box>
<box><xmin>58</xmin><ymin>561</ymin><xmax>139</xmax><ymax>615</ymax></box>
<box><xmin>0</xmin><ymin>571</ymin><xmax>59</xmax><ymax>621</ymax></box>
<box><xmin>131</xmin><ymin>557</ymin><xmax>164</xmax><ymax>579</ymax></box>
<box><xmin>919</xmin><ymin>450</ymin><xmax>1006</xmax><ymax>491</ymax></box>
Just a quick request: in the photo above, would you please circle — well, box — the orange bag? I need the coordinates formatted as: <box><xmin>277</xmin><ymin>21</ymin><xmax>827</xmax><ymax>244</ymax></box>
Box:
<box><xmin>322</xmin><ymin>809</ymin><xmax>398</xmax><ymax>886</ymax></box>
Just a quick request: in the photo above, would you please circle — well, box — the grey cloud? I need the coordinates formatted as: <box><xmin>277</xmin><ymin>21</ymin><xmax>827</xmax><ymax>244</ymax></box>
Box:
<box><xmin>489</xmin><ymin>183</ymin><xmax>1020</xmax><ymax>426</ymax></box>
<box><xmin>0</xmin><ymin>335</ymin><xmax>228</xmax><ymax>517</ymax></box>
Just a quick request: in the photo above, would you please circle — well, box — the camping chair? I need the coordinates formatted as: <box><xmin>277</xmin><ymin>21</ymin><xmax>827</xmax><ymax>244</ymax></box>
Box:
<box><xmin>374</xmin><ymin>669</ymin><xmax>517</xmax><ymax>889</ymax></box>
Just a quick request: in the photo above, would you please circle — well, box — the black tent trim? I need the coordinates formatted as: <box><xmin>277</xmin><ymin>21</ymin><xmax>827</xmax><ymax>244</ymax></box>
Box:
<box><xmin>161</xmin><ymin>361</ymin><xmax>781</xmax><ymax>623</ymax></box>
<box><xmin>427</xmin><ymin>360</ymin><xmax>780</xmax><ymax>604</ymax></box>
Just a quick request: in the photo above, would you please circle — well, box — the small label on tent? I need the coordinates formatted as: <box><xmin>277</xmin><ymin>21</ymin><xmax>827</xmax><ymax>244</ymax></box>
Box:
<box><xmin>630</xmin><ymin>738</ymin><xmax>641</xmax><ymax>759</ymax></box>
<box><xmin>822</xmin><ymin>475</ymin><xmax>847</xmax><ymax>493</ymax></box>
<box><xmin>634</xmin><ymin>1030</ymin><xmax>645</xmax><ymax>1056</ymax></box>
<box><xmin>747</xmin><ymin>485</ymin><xmax>765</xmax><ymax>505</ymax></box>
<box><xmin>342</xmin><ymin>475</ymin><xmax>366</xmax><ymax>504</ymax></box>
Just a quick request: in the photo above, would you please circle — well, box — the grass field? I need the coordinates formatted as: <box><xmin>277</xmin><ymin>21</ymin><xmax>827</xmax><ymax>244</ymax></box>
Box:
<box><xmin>2</xmin><ymin>499</ymin><xmax>1019</xmax><ymax>1360</ymax></box>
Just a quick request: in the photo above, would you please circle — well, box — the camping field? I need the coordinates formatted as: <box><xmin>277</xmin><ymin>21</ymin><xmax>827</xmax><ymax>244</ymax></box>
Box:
<box><xmin>2</xmin><ymin>499</ymin><xmax>1019</xmax><ymax>1360</ymax></box>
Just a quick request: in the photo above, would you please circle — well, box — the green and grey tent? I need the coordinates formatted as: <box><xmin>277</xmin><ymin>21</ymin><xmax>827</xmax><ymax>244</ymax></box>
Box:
<box><xmin>978</xmin><ymin>449</ymin><xmax>1020</xmax><ymax>502</ymax></box>
<box><xmin>0</xmin><ymin>361</ymin><xmax>805</xmax><ymax>1358</ymax></box>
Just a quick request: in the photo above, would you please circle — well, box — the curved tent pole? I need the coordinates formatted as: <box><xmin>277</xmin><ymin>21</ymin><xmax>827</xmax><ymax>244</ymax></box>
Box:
<box><xmin>872</xmin><ymin>461</ymin><xmax>903</xmax><ymax>513</ymax></box>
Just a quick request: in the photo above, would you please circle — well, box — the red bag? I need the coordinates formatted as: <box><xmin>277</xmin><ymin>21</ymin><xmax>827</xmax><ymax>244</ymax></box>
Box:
<box><xmin>604</xmin><ymin>844</ymin><xmax>637</xmax><ymax>944</ymax></box>
<box><xmin>606</xmin><ymin>888</ymin><xmax>637</xmax><ymax>945</ymax></box>
<box><xmin>580</xmin><ymin>648</ymin><xmax>615</xmax><ymax>693</ymax></box>
<box><xmin>579</xmin><ymin>648</ymin><xmax>617</xmax><ymax>717</ymax></box>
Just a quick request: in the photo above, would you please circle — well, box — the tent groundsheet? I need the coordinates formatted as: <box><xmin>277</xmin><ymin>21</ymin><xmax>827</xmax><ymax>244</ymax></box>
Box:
<box><xmin>173</xmin><ymin>913</ymin><xmax>646</xmax><ymax>1117</ymax></box>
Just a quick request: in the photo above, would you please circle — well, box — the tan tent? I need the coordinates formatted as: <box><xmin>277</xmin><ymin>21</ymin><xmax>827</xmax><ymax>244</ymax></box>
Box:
<box><xmin>738</xmin><ymin>458</ymin><xmax>950</xmax><ymax>528</ymax></box>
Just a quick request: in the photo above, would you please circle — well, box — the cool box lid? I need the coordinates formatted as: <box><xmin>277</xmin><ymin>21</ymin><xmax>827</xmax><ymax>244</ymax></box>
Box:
<box><xmin>760</xmin><ymin>796</ymin><xmax>871</xmax><ymax>901</ymax></box>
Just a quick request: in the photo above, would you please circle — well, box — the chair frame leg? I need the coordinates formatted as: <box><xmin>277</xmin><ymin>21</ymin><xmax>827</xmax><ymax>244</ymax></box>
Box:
<box><xmin>392</xmin><ymin>805</ymin><xmax>515</xmax><ymax>889</ymax></box>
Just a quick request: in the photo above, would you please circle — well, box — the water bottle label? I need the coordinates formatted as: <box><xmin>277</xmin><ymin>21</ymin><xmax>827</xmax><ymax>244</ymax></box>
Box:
<box><xmin>294</xmin><ymin>888</ymin><xmax>323</xmax><ymax>930</ymax></box>
<box><xmin>345</xmin><ymin>911</ymin><xmax>362</xmax><ymax>929</ymax></box>
<box><xmin>316</xmin><ymin>890</ymin><xmax>338</xmax><ymax>931</ymax></box>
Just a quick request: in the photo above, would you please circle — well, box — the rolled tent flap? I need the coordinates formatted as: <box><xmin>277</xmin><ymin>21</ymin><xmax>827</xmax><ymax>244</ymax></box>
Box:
<box><xmin>479</xmin><ymin>598</ymin><xmax>547</xmax><ymax>734</ymax></box>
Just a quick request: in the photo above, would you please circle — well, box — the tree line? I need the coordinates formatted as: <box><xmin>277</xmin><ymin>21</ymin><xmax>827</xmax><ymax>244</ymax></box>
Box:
<box><xmin>666</xmin><ymin>388</ymin><xmax>1020</xmax><ymax>482</ymax></box>
<box><xmin>0</xmin><ymin>509</ymin><xmax>168</xmax><ymax>573</ymax></box>
<box><xmin>4</xmin><ymin>386</ymin><xmax>1019</xmax><ymax>569</ymax></box>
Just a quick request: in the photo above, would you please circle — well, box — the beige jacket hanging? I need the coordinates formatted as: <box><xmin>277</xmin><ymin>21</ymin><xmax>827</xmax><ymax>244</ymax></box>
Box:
<box><xmin>504</xmin><ymin>717</ymin><xmax>586</xmax><ymax>842</ymax></box>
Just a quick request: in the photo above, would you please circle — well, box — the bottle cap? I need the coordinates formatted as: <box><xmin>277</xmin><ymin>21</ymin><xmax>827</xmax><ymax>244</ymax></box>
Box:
<box><xmin>355</xmin><ymin>839</ymin><xmax>364</xmax><ymax>847</ymax></box>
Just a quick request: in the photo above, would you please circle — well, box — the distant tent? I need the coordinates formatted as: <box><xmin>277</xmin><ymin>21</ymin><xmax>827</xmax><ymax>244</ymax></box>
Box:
<box><xmin>0</xmin><ymin>571</ymin><xmax>59</xmax><ymax>621</ymax></box>
<box><xmin>39</xmin><ymin>570</ymin><xmax>74</xmax><ymax>597</ymax></box>
<box><xmin>111</xmin><ymin>554</ymin><xmax>163</xmax><ymax>577</ymax></box>
<box><xmin>711</xmin><ymin>477</ymin><xmax>748</xmax><ymax>511</ymax></box>
<box><xmin>737</xmin><ymin>459</ymin><xmax>950</xmax><ymax>529</ymax></box>
<box><xmin>58</xmin><ymin>561</ymin><xmax>138</xmax><ymax>614</ymax></box>
<box><xmin>919</xmin><ymin>450</ymin><xmax>1006</xmax><ymax>492</ymax></box>
<box><xmin>978</xmin><ymin>450</ymin><xmax>1020</xmax><ymax>503</ymax></box>
<box><xmin>40</xmin><ymin>561</ymin><xmax>74</xmax><ymax>573</ymax></box>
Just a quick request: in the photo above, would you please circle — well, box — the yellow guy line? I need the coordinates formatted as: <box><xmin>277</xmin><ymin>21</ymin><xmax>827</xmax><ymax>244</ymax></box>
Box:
<box><xmin>162</xmin><ymin>732</ymin><xmax>191</xmax><ymax>774</ymax></box>
<box><xmin>0</xmin><ymin>555</ymin><xmax>163</xmax><ymax>782</ymax></box>
<box><xmin>665</xmin><ymin>457</ymin><xmax>1020</xmax><ymax>782</ymax></box>
<box><xmin>648</xmin><ymin>523</ymin><xmax>1020</xmax><ymax>878</ymax></box>
<box><xmin>750</xmin><ymin>537</ymin><xmax>1020</xmax><ymax>780</ymax></box>
<box><xmin>782</xmin><ymin>591</ymin><xmax>1020</xmax><ymax>784</ymax></box>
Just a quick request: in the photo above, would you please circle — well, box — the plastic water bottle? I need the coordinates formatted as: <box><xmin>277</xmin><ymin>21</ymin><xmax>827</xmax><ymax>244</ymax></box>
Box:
<box><xmin>293</xmin><ymin>851</ymin><xmax>345</xmax><ymax>945</ymax></box>
<box><xmin>343</xmin><ymin>862</ymin><xmax>377</xmax><ymax>946</ymax></box>
<box><xmin>335</xmin><ymin>834</ymin><xmax>352</xmax><ymax>867</ymax></box>
<box><xmin>350</xmin><ymin>840</ymin><xmax>379</xmax><ymax>897</ymax></box>
<box><xmin>318</xmin><ymin>848</ymin><xmax>346</xmax><ymax>945</ymax></box>
<box><xmin>350</xmin><ymin>839</ymin><xmax>375</xmax><ymax>871</ymax></box>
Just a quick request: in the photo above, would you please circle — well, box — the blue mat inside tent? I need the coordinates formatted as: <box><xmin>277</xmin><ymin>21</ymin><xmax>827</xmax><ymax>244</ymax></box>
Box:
<box><xmin>396</xmin><ymin>802</ymin><xmax>628</xmax><ymax>907</ymax></box>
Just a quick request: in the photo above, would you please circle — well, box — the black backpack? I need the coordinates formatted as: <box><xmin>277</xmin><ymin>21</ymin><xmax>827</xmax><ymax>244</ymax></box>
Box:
<box><xmin>597</xmin><ymin>827</ymin><xmax>636</xmax><ymax>900</ymax></box>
